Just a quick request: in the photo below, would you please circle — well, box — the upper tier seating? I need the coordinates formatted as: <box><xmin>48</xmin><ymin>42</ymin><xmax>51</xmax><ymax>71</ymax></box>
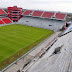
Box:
<box><xmin>22</xmin><ymin>10</ymin><xmax>66</xmax><ymax>20</ymax></box>
<box><xmin>0</xmin><ymin>9</ymin><xmax>6</xmax><ymax>15</ymax></box>
<box><xmin>0</xmin><ymin>20</ymin><xmax>4</xmax><ymax>24</ymax></box>
<box><xmin>55</xmin><ymin>13</ymin><xmax>66</xmax><ymax>20</ymax></box>
<box><xmin>2</xmin><ymin>18</ymin><xmax>12</xmax><ymax>24</ymax></box>
<box><xmin>32</xmin><ymin>11</ymin><xmax>43</xmax><ymax>17</ymax></box>
<box><xmin>23</xmin><ymin>10</ymin><xmax>33</xmax><ymax>15</ymax></box>
<box><xmin>42</xmin><ymin>12</ymin><xmax>55</xmax><ymax>18</ymax></box>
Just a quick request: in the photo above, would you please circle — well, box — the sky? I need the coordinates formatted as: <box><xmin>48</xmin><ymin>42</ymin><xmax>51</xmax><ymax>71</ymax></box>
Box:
<box><xmin>0</xmin><ymin>0</ymin><xmax>72</xmax><ymax>13</ymax></box>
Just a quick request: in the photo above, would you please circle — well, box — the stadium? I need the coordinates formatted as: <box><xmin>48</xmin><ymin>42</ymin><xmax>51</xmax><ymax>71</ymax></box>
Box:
<box><xmin>0</xmin><ymin>1</ymin><xmax>72</xmax><ymax>72</ymax></box>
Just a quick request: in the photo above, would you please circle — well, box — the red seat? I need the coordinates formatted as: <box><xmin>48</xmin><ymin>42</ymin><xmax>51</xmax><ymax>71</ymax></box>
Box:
<box><xmin>23</xmin><ymin>10</ymin><xmax>33</xmax><ymax>15</ymax></box>
<box><xmin>0</xmin><ymin>20</ymin><xmax>4</xmax><ymax>24</ymax></box>
<box><xmin>42</xmin><ymin>12</ymin><xmax>55</xmax><ymax>18</ymax></box>
<box><xmin>0</xmin><ymin>9</ymin><xmax>6</xmax><ymax>14</ymax></box>
<box><xmin>32</xmin><ymin>11</ymin><xmax>43</xmax><ymax>17</ymax></box>
<box><xmin>55</xmin><ymin>13</ymin><xmax>66</xmax><ymax>20</ymax></box>
<box><xmin>2</xmin><ymin>18</ymin><xmax>12</xmax><ymax>24</ymax></box>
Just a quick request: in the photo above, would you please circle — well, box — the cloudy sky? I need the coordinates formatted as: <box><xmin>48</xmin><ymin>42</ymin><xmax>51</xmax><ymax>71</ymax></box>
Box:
<box><xmin>0</xmin><ymin>0</ymin><xmax>72</xmax><ymax>13</ymax></box>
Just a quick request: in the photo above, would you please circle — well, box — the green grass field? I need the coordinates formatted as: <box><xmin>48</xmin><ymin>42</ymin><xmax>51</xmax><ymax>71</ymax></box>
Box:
<box><xmin>0</xmin><ymin>24</ymin><xmax>54</xmax><ymax>70</ymax></box>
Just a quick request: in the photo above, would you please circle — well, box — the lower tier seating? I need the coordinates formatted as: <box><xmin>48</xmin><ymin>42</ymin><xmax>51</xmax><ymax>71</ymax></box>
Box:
<box><xmin>2</xmin><ymin>18</ymin><xmax>12</xmax><ymax>24</ymax></box>
<box><xmin>0</xmin><ymin>20</ymin><xmax>4</xmax><ymax>24</ymax></box>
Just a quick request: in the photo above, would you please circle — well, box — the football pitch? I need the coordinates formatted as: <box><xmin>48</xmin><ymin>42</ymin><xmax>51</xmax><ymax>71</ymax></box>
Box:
<box><xmin>0</xmin><ymin>24</ymin><xmax>54</xmax><ymax>69</ymax></box>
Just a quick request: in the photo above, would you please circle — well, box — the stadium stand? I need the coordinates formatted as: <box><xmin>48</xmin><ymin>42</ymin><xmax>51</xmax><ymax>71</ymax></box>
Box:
<box><xmin>0</xmin><ymin>7</ymin><xmax>68</xmax><ymax>72</ymax></box>
<box><xmin>0</xmin><ymin>20</ymin><xmax>4</xmax><ymax>24</ymax></box>
<box><xmin>23</xmin><ymin>10</ymin><xmax>33</xmax><ymax>15</ymax></box>
<box><xmin>22</xmin><ymin>9</ymin><xmax>67</xmax><ymax>20</ymax></box>
<box><xmin>55</xmin><ymin>13</ymin><xmax>66</xmax><ymax>20</ymax></box>
<box><xmin>18</xmin><ymin>17</ymin><xmax>65</xmax><ymax>32</ymax></box>
<box><xmin>32</xmin><ymin>11</ymin><xmax>43</xmax><ymax>17</ymax></box>
<box><xmin>2</xmin><ymin>18</ymin><xmax>12</xmax><ymax>24</ymax></box>
<box><xmin>42</xmin><ymin>11</ymin><xmax>55</xmax><ymax>18</ymax></box>
<box><xmin>0</xmin><ymin>9</ymin><xmax>7</xmax><ymax>15</ymax></box>
<box><xmin>27</xmin><ymin>31</ymin><xmax>72</xmax><ymax>72</ymax></box>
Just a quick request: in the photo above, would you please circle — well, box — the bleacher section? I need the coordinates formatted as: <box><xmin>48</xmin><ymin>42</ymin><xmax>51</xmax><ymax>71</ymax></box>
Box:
<box><xmin>0</xmin><ymin>20</ymin><xmax>4</xmax><ymax>24</ymax></box>
<box><xmin>0</xmin><ymin>9</ymin><xmax>12</xmax><ymax>24</ymax></box>
<box><xmin>27</xmin><ymin>31</ymin><xmax>72</xmax><ymax>72</ymax></box>
<box><xmin>55</xmin><ymin>13</ymin><xmax>66</xmax><ymax>20</ymax></box>
<box><xmin>2</xmin><ymin>18</ymin><xmax>12</xmax><ymax>24</ymax></box>
<box><xmin>0</xmin><ymin>8</ymin><xmax>66</xmax><ymax>25</ymax></box>
<box><xmin>32</xmin><ymin>11</ymin><xmax>43</xmax><ymax>17</ymax></box>
<box><xmin>23</xmin><ymin>10</ymin><xmax>33</xmax><ymax>15</ymax></box>
<box><xmin>0</xmin><ymin>9</ymin><xmax>7</xmax><ymax>15</ymax></box>
<box><xmin>22</xmin><ymin>10</ymin><xmax>66</xmax><ymax>20</ymax></box>
<box><xmin>18</xmin><ymin>17</ymin><xmax>65</xmax><ymax>32</ymax></box>
<box><xmin>42</xmin><ymin>12</ymin><xmax>55</xmax><ymax>18</ymax></box>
